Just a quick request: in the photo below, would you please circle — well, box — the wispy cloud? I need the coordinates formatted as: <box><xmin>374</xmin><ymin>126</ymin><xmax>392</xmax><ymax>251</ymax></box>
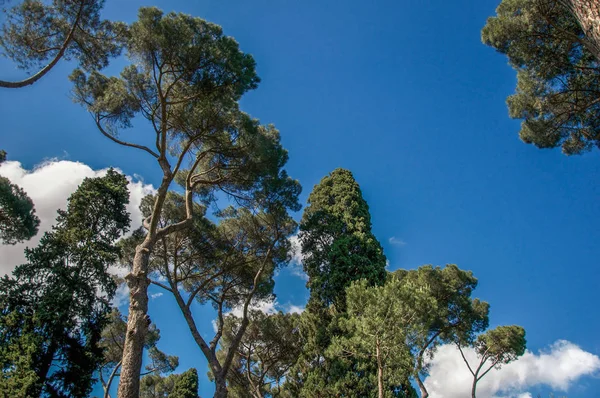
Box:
<box><xmin>388</xmin><ymin>236</ymin><xmax>407</xmax><ymax>246</ymax></box>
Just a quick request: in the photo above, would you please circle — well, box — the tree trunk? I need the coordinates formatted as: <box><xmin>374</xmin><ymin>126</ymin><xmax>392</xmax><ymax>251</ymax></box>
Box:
<box><xmin>415</xmin><ymin>373</ymin><xmax>428</xmax><ymax>398</ymax></box>
<box><xmin>31</xmin><ymin>339</ymin><xmax>58</xmax><ymax>396</ymax></box>
<box><xmin>376</xmin><ymin>341</ymin><xmax>384</xmax><ymax>398</ymax></box>
<box><xmin>170</xmin><ymin>286</ymin><xmax>229</xmax><ymax>398</ymax></box>
<box><xmin>116</xmin><ymin>243</ymin><xmax>152</xmax><ymax>398</ymax></box>
<box><xmin>566</xmin><ymin>0</ymin><xmax>600</xmax><ymax>61</ymax></box>
<box><xmin>213</xmin><ymin>377</ymin><xmax>229</xmax><ymax>398</ymax></box>
<box><xmin>471</xmin><ymin>377</ymin><xmax>477</xmax><ymax>398</ymax></box>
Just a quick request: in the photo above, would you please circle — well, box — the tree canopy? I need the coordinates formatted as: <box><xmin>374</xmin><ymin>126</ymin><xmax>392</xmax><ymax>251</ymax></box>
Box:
<box><xmin>0</xmin><ymin>151</ymin><xmax>40</xmax><ymax>245</ymax></box>
<box><xmin>458</xmin><ymin>325</ymin><xmax>527</xmax><ymax>398</ymax></box>
<box><xmin>0</xmin><ymin>169</ymin><xmax>130</xmax><ymax>397</ymax></box>
<box><xmin>71</xmin><ymin>7</ymin><xmax>294</xmax><ymax>397</ymax></box>
<box><xmin>0</xmin><ymin>0</ymin><xmax>126</xmax><ymax>88</ymax></box>
<box><xmin>482</xmin><ymin>0</ymin><xmax>600</xmax><ymax>155</ymax></box>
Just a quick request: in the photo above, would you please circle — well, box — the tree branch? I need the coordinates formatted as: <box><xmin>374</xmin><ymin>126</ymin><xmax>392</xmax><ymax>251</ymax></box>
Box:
<box><xmin>0</xmin><ymin>0</ymin><xmax>85</xmax><ymax>88</ymax></box>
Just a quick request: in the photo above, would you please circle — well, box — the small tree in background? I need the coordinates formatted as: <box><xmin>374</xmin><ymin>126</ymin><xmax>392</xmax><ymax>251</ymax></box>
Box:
<box><xmin>217</xmin><ymin>311</ymin><xmax>303</xmax><ymax>398</ymax></box>
<box><xmin>140</xmin><ymin>368</ymin><xmax>199</xmax><ymax>398</ymax></box>
<box><xmin>457</xmin><ymin>325</ymin><xmax>527</xmax><ymax>398</ymax></box>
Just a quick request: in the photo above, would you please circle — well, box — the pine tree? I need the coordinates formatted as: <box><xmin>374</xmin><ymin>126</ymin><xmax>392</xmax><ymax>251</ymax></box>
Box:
<box><xmin>0</xmin><ymin>169</ymin><xmax>130</xmax><ymax>397</ymax></box>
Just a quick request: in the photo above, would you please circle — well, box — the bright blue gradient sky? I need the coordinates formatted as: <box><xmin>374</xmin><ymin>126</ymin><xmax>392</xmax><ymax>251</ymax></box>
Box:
<box><xmin>1</xmin><ymin>0</ymin><xmax>600</xmax><ymax>396</ymax></box>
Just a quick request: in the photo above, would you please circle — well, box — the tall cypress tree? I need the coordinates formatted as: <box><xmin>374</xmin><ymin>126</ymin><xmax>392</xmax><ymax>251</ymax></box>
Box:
<box><xmin>287</xmin><ymin>168</ymin><xmax>387</xmax><ymax>397</ymax></box>
<box><xmin>300</xmin><ymin>168</ymin><xmax>386</xmax><ymax>310</ymax></box>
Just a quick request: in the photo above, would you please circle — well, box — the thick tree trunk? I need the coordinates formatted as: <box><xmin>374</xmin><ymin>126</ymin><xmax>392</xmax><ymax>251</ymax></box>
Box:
<box><xmin>566</xmin><ymin>0</ymin><xmax>600</xmax><ymax>61</ymax></box>
<box><xmin>214</xmin><ymin>378</ymin><xmax>229</xmax><ymax>398</ymax></box>
<box><xmin>116</xmin><ymin>243</ymin><xmax>152</xmax><ymax>398</ymax></box>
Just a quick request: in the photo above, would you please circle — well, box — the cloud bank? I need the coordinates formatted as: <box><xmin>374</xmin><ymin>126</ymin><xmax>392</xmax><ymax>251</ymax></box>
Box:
<box><xmin>424</xmin><ymin>341</ymin><xmax>600</xmax><ymax>398</ymax></box>
<box><xmin>0</xmin><ymin>159</ymin><xmax>155</xmax><ymax>277</ymax></box>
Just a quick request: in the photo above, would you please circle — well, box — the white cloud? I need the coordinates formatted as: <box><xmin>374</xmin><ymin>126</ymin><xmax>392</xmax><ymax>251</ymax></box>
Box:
<box><xmin>284</xmin><ymin>304</ymin><xmax>305</xmax><ymax>314</ymax></box>
<box><xmin>112</xmin><ymin>283</ymin><xmax>130</xmax><ymax>308</ymax></box>
<box><xmin>388</xmin><ymin>236</ymin><xmax>406</xmax><ymax>246</ymax></box>
<box><xmin>150</xmin><ymin>292</ymin><xmax>164</xmax><ymax>300</ymax></box>
<box><xmin>0</xmin><ymin>159</ymin><xmax>155</xmax><ymax>276</ymax></box>
<box><xmin>424</xmin><ymin>341</ymin><xmax>600</xmax><ymax>398</ymax></box>
<box><xmin>288</xmin><ymin>235</ymin><xmax>309</xmax><ymax>281</ymax></box>
<box><xmin>226</xmin><ymin>298</ymin><xmax>305</xmax><ymax>319</ymax></box>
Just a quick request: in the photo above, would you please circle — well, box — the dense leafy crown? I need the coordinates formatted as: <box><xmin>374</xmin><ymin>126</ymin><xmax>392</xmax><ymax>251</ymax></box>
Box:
<box><xmin>0</xmin><ymin>151</ymin><xmax>40</xmax><ymax>245</ymax></box>
<box><xmin>0</xmin><ymin>169</ymin><xmax>130</xmax><ymax>397</ymax></box>
<box><xmin>482</xmin><ymin>0</ymin><xmax>600</xmax><ymax>155</ymax></box>
<box><xmin>300</xmin><ymin>168</ymin><xmax>387</xmax><ymax>309</ymax></box>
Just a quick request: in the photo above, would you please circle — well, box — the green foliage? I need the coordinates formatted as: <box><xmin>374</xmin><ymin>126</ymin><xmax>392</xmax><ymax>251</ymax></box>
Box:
<box><xmin>0</xmin><ymin>169</ymin><xmax>130</xmax><ymax>397</ymax></box>
<box><xmin>459</xmin><ymin>325</ymin><xmax>527</xmax><ymax>397</ymax></box>
<box><xmin>482</xmin><ymin>0</ymin><xmax>600</xmax><ymax>155</ymax></box>
<box><xmin>218</xmin><ymin>311</ymin><xmax>303</xmax><ymax>398</ymax></box>
<box><xmin>71</xmin><ymin>8</ymin><xmax>297</xmax><ymax>395</ymax></box>
<box><xmin>387</xmin><ymin>265</ymin><xmax>489</xmax><ymax>397</ymax></box>
<box><xmin>474</xmin><ymin>325</ymin><xmax>527</xmax><ymax>366</ymax></box>
<box><xmin>140</xmin><ymin>368</ymin><xmax>199</xmax><ymax>398</ymax></box>
<box><xmin>0</xmin><ymin>150</ymin><xmax>40</xmax><ymax>245</ymax></box>
<box><xmin>118</xmin><ymin>167</ymin><xmax>300</xmax><ymax>394</ymax></box>
<box><xmin>328</xmin><ymin>277</ymin><xmax>434</xmax><ymax>397</ymax></box>
<box><xmin>286</xmin><ymin>169</ymin><xmax>388</xmax><ymax>397</ymax></box>
<box><xmin>0</xmin><ymin>0</ymin><xmax>126</xmax><ymax>87</ymax></box>
<box><xmin>300</xmin><ymin>168</ymin><xmax>387</xmax><ymax>310</ymax></box>
<box><xmin>0</xmin><ymin>176</ymin><xmax>40</xmax><ymax>244</ymax></box>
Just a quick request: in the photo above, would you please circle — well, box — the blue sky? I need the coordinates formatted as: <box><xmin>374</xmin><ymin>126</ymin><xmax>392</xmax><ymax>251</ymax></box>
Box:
<box><xmin>1</xmin><ymin>0</ymin><xmax>600</xmax><ymax>396</ymax></box>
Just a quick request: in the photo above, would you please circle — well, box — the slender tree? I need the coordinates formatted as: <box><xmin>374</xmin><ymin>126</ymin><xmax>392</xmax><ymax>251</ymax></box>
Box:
<box><xmin>393</xmin><ymin>265</ymin><xmax>489</xmax><ymax>398</ymax></box>
<box><xmin>0</xmin><ymin>150</ymin><xmax>40</xmax><ymax>245</ymax></box>
<box><xmin>328</xmin><ymin>277</ymin><xmax>432</xmax><ymax>398</ymax></box>
<box><xmin>457</xmin><ymin>325</ymin><xmax>527</xmax><ymax>398</ymax></box>
<box><xmin>98</xmin><ymin>308</ymin><xmax>179</xmax><ymax>398</ymax></box>
<box><xmin>0</xmin><ymin>169</ymin><xmax>130</xmax><ymax>397</ymax></box>
<box><xmin>71</xmin><ymin>8</ymin><xmax>291</xmax><ymax>397</ymax></box>
<box><xmin>0</xmin><ymin>0</ymin><xmax>125</xmax><ymax>88</ymax></box>
<box><xmin>482</xmin><ymin>0</ymin><xmax>600</xmax><ymax>155</ymax></box>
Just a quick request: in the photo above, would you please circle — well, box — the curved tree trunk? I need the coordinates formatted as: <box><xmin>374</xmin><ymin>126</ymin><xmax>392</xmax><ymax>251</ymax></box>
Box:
<box><xmin>415</xmin><ymin>373</ymin><xmax>429</xmax><ymax>398</ymax></box>
<box><xmin>116</xmin><ymin>243</ymin><xmax>152</xmax><ymax>398</ymax></box>
<box><xmin>0</xmin><ymin>0</ymin><xmax>84</xmax><ymax>89</ymax></box>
